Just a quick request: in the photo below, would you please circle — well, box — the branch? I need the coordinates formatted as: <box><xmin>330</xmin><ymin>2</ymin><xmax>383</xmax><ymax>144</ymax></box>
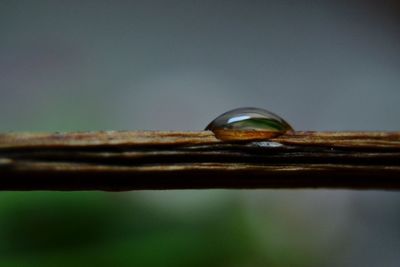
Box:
<box><xmin>1</xmin><ymin>131</ymin><xmax>400</xmax><ymax>191</ymax></box>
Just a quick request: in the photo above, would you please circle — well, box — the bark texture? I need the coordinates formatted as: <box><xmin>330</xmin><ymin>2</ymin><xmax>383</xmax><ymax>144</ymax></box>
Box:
<box><xmin>0</xmin><ymin>131</ymin><xmax>399</xmax><ymax>190</ymax></box>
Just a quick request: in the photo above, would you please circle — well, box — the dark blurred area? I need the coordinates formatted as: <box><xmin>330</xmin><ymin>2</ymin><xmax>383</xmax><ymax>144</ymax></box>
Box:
<box><xmin>1</xmin><ymin>1</ymin><xmax>400</xmax><ymax>266</ymax></box>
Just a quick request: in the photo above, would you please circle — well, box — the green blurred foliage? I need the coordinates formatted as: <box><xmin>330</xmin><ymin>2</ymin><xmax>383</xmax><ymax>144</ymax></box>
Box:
<box><xmin>0</xmin><ymin>192</ymin><xmax>321</xmax><ymax>267</ymax></box>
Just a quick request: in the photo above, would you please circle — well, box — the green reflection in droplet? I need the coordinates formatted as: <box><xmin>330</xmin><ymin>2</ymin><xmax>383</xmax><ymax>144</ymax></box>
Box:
<box><xmin>206</xmin><ymin>107</ymin><xmax>293</xmax><ymax>141</ymax></box>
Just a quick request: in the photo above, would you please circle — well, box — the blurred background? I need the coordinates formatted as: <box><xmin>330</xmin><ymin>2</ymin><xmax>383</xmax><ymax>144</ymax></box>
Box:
<box><xmin>1</xmin><ymin>1</ymin><xmax>400</xmax><ymax>266</ymax></box>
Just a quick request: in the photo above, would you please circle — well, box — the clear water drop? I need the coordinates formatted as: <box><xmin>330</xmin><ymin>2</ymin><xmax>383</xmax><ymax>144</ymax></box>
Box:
<box><xmin>206</xmin><ymin>107</ymin><xmax>293</xmax><ymax>141</ymax></box>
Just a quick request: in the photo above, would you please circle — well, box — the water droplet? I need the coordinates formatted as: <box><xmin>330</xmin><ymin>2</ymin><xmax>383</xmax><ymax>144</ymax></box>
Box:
<box><xmin>206</xmin><ymin>107</ymin><xmax>293</xmax><ymax>141</ymax></box>
<box><xmin>250</xmin><ymin>141</ymin><xmax>284</xmax><ymax>148</ymax></box>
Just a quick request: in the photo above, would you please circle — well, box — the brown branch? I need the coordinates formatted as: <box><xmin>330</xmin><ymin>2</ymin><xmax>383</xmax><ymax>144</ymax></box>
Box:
<box><xmin>1</xmin><ymin>131</ymin><xmax>400</xmax><ymax>191</ymax></box>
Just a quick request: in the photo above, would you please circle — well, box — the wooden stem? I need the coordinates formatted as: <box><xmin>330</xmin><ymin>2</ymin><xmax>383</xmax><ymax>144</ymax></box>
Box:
<box><xmin>1</xmin><ymin>131</ymin><xmax>400</xmax><ymax>191</ymax></box>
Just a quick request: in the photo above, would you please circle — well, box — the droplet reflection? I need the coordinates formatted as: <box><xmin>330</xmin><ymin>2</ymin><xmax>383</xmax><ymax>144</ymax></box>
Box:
<box><xmin>206</xmin><ymin>107</ymin><xmax>293</xmax><ymax>141</ymax></box>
